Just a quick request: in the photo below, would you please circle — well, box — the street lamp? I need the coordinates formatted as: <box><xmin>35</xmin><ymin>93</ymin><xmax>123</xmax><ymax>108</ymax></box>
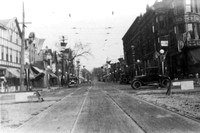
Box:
<box><xmin>131</xmin><ymin>45</ymin><xmax>136</xmax><ymax>76</ymax></box>
<box><xmin>58</xmin><ymin>69</ymin><xmax>62</xmax><ymax>89</ymax></box>
<box><xmin>60</xmin><ymin>35</ymin><xmax>67</xmax><ymax>86</ymax></box>
<box><xmin>137</xmin><ymin>59</ymin><xmax>141</xmax><ymax>75</ymax></box>
<box><xmin>46</xmin><ymin>65</ymin><xmax>51</xmax><ymax>89</ymax></box>
<box><xmin>159</xmin><ymin>49</ymin><xmax>165</xmax><ymax>75</ymax></box>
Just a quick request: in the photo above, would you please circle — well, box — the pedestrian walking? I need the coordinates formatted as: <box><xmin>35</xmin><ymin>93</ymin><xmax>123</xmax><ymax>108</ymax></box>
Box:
<box><xmin>166</xmin><ymin>80</ymin><xmax>172</xmax><ymax>96</ymax></box>
<box><xmin>34</xmin><ymin>90</ymin><xmax>44</xmax><ymax>102</ymax></box>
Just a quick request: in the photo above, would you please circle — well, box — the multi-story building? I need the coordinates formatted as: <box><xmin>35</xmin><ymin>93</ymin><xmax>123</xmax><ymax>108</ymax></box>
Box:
<box><xmin>122</xmin><ymin>0</ymin><xmax>200</xmax><ymax>80</ymax></box>
<box><xmin>0</xmin><ymin>18</ymin><xmax>22</xmax><ymax>92</ymax></box>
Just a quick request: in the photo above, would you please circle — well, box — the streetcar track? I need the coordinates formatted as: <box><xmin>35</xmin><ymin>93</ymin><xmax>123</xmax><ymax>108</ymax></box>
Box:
<box><xmin>118</xmin><ymin>87</ymin><xmax>200</xmax><ymax>124</ymax></box>
<box><xmin>106</xmin><ymin>86</ymin><xmax>200</xmax><ymax>125</ymax></box>
<box><xmin>101</xmin><ymin>89</ymin><xmax>146</xmax><ymax>133</ymax></box>
<box><xmin>70</xmin><ymin>87</ymin><xmax>91</xmax><ymax>133</ymax></box>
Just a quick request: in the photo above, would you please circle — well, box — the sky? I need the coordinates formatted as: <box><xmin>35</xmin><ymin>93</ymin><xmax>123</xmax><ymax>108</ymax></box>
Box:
<box><xmin>0</xmin><ymin>0</ymin><xmax>156</xmax><ymax>71</ymax></box>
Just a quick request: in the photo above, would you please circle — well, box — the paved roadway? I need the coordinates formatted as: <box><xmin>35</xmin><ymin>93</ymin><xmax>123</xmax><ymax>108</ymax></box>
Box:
<box><xmin>16</xmin><ymin>82</ymin><xmax>200</xmax><ymax>133</ymax></box>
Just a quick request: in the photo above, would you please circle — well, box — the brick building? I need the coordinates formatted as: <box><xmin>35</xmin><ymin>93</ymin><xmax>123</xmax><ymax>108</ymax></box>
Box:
<box><xmin>122</xmin><ymin>0</ymin><xmax>200</xmax><ymax>79</ymax></box>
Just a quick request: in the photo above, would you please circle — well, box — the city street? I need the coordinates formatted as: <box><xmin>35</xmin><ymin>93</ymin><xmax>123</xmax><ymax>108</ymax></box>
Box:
<box><xmin>6</xmin><ymin>82</ymin><xmax>199</xmax><ymax>133</ymax></box>
<box><xmin>1</xmin><ymin>0</ymin><xmax>200</xmax><ymax>133</ymax></box>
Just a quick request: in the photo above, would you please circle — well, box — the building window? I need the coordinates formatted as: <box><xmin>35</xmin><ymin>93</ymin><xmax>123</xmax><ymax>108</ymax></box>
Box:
<box><xmin>16</xmin><ymin>51</ymin><xmax>18</xmax><ymax>63</ymax></box>
<box><xmin>10</xmin><ymin>34</ymin><xmax>12</xmax><ymax>42</ymax></box>
<box><xmin>10</xmin><ymin>49</ymin><xmax>12</xmax><ymax>62</ymax></box>
<box><xmin>187</xmin><ymin>23</ymin><xmax>195</xmax><ymax>39</ymax></box>
<box><xmin>198</xmin><ymin>23</ymin><xmax>200</xmax><ymax>39</ymax></box>
<box><xmin>194</xmin><ymin>0</ymin><xmax>199</xmax><ymax>13</ymax></box>
<box><xmin>6</xmin><ymin>47</ymin><xmax>8</xmax><ymax>61</ymax></box>
<box><xmin>1</xmin><ymin>45</ymin><xmax>3</xmax><ymax>60</ymax></box>
<box><xmin>186</xmin><ymin>0</ymin><xmax>191</xmax><ymax>13</ymax></box>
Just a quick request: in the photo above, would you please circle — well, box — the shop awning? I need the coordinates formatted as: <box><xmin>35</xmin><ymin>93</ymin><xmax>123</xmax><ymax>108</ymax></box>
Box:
<box><xmin>31</xmin><ymin>66</ymin><xmax>44</xmax><ymax>74</ymax></box>
<box><xmin>30</xmin><ymin>66</ymin><xmax>45</xmax><ymax>81</ymax></box>
<box><xmin>6</xmin><ymin>68</ymin><xmax>20</xmax><ymax>78</ymax></box>
<box><xmin>49</xmin><ymin>73</ymin><xmax>58</xmax><ymax>78</ymax></box>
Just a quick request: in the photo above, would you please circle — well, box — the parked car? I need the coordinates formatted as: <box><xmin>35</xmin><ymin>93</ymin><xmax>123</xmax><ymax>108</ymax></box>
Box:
<box><xmin>130</xmin><ymin>67</ymin><xmax>171</xmax><ymax>89</ymax></box>
<box><xmin>68</xmin><ymin>77</ymin><xmax>78</xmax><ymax>88</ymax></box>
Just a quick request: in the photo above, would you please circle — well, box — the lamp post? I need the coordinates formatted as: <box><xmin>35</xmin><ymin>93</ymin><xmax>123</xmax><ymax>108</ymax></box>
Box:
<box><xmin>131</xmin><ymin>45</ymin><xmax>135</xmax><ymax>77</ymax></box>
<box><xmin>76</xmin><ymin>60</ymin><xmax>80</xmax><ymax>84</ymax></box>
<box><xmin>58</xmin><ymin>69</ymin><xmax>61</xmax><ymax>89</ymax></box>
<box><xmin>46</xmin><ymin>65</ymin><xmax>51</xmax><ymax>89</ymax></box>
<box><xmin>160</xmin><ymin>49</ymin><xmax>165</xmax><ymax>75</ymax></box>
<box><xmin>60</xmin><ymin>36</ymin><xmax>67</xmax><ymax>86</ymax></box>
<box><xmin>137</xmin><ymin>59</ymin><xmax>141</xmax><ymax>75</ymax></box>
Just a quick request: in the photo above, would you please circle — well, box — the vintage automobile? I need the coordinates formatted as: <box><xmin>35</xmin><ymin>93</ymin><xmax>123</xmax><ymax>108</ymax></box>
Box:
<box><xmin>130</xmin><ymin>67</ymin><xmax>171</xmax><ymax>89</ymax></box>
<box><xmin>68</xmin><ymin>77</ymin><xmax>78</xmax><ymax>88</ymax></box>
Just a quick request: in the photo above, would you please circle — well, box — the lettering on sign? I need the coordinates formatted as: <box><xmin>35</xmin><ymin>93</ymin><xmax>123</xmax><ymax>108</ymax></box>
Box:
<box><xmin>186</xmin><ymin>40</ymin><xmax>200</xmax><ymax>47</ymax></box>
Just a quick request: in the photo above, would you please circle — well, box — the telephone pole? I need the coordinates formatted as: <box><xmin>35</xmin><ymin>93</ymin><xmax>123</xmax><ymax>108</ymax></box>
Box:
<box><xmin>20</xmin><ymin>2</ymin><xmax>32</xmax><ymax>91</ymax></box>
<box><xmin>20</xmin><ymin>2</ymin><xmax>25</xmax><ymax>91</ymax></box>
<box><xmin>60</xmin><ymin>36</ymin><xmax>67</xmax><ymax>86</ymax></box>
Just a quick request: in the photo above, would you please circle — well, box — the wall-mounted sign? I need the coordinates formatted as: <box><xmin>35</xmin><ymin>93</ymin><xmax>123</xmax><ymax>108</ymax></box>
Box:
<box><xmin>161</xmin><ymin>41</ymin><xmax>168</xmax><ymax>47</ymax></box>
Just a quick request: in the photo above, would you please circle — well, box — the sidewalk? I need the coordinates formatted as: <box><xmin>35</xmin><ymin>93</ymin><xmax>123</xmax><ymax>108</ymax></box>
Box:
<box><xmin>136</xmin><ymin>81</ymin><xmax>200</xmax><ymax>95</ymax></box>
<box><xmin>0</xmin><ymin>86</ymin><xmax>75</xmax><ymax>132</ymax></box>
<box><xmin>0</xmin><ymin>86</ymin><xmax>61</xmax><ymax>104</ymax></box>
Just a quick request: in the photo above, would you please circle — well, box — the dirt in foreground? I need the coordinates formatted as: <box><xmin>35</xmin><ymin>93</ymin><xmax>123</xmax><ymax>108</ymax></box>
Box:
<box><xmin>137</xmin><ymin>92</ymin><xmax>200</xmax><ymax>121</ymax></box>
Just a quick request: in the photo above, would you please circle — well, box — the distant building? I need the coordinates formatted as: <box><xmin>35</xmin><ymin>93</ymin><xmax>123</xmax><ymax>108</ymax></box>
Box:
<box><xmin>122</xmin><ymin>0</ymin><xmax>200</xmax><ymax>79</ymax></box>
<box><xmin>0</xmin><ymin>18</ymin><xmax>22</xmax><ymax>92</ymax></box>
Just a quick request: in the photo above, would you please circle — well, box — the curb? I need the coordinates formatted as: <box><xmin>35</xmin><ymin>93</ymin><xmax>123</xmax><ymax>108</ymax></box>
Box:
<box><xmin>0</xmin><ymin>91</ymin><xmax>39</xmax><ymax>104</ymax></box>
<box><xmin>136</xmin><ymin>88</ymin><xmax>200</xmax><ymax>95</ymax></box>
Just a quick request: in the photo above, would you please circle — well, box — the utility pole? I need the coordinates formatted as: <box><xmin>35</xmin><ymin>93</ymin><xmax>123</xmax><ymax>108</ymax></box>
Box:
<box><xmin>20</xmin><ymin>2</ymin><xmax>32</xmax><ymax>91</ymax></box>
<box><xmin>20</xmin><ymin>2</ymin><xmax>25</xmax><ymax>91</ymax></box>
<box><xmin>60</xmin><ymin>36</ymin><xmax>67</xmax><ymax>86</ymax></box>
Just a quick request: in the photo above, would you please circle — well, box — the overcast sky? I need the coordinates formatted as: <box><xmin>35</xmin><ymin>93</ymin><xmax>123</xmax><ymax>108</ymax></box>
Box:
<box><xmin>0</xmin><ymin>0</ymin><xmax>156</xmax><ymax>71</ymax></box>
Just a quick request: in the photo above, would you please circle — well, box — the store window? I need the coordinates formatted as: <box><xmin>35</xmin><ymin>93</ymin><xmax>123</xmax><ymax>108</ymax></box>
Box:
<box><xmin>187</xmin><ymin>23</ymin><xmax>195</xmax><ymax>39</ymax></box>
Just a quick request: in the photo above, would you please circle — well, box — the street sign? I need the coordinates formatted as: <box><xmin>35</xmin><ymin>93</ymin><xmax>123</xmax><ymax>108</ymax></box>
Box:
<box><xmin>161</xmin><ymin>41</ymin><xmax>168</xmax><ymax>47</ymax></box>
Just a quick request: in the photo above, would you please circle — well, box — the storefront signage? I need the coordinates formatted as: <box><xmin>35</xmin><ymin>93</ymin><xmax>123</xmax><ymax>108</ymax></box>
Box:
<box><xmin>175</xmin><ymin>14</ymin><xmax>200</xmax><ymax>23</ymax></box>
<box><xmin>186</xmin><ymin>39</ymin><xmax>200</xmax><ymax>47</ymax></box>
<box><xmin>184</xmin><ymin>14</ymin><xmax>200</xmax><ymax>23</ymax></box>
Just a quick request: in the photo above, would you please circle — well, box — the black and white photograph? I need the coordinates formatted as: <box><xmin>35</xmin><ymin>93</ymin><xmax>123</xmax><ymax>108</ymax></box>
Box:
<box><xmin>0</xmin><ymin>0</ymin><xmax>200</xmax><ymax>132</ymax></box>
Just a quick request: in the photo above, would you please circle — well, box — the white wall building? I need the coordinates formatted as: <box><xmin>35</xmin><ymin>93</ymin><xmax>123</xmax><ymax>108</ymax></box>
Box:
<box><xmin>0</xmin><ymin>18</ymin><xmax>22</xmax><ymax>92</ymax></box>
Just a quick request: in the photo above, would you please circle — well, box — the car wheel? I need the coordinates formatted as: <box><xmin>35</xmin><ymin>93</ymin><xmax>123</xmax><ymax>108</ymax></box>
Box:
<box><xmin>131</xmin><ymin>80</ymin><xmax>142</xmax><ymax>89</ymax></box>
<box><xmin>161</xmin><ymin>78</ymin><xmax>171</xmax><ymax>87</ymax></box>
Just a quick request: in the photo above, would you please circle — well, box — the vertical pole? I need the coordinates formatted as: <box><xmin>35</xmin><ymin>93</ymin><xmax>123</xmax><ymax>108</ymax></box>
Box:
<box><xmin>61</xmin><ymin>53</ymin><xmax>64</xmax><ymax>86</ymax></box>
<box><xmin>20</xmin><ymin>2</ymin><xmax>25</xmax><ymax>91</ymax></box>
<box><xmin>162</xmin><ymin>60</ymin><xmax>164</xmax><ymax>75</ymax></box>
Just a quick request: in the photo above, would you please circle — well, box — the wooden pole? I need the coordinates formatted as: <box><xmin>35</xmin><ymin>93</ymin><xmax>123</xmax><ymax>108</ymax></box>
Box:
<box><xmin>20</xmin><ymin>2</ymin><xmax>25</xmax><ymax>91</ymax></box>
